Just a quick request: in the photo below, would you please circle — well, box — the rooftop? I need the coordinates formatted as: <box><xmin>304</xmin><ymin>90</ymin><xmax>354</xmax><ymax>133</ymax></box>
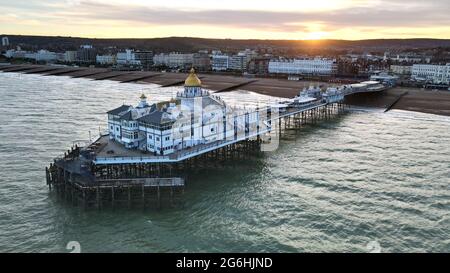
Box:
<box><xmin>184</xmin><ymin>68</ymin><xmax>202</xmax><ymax>87</ymax></box>
<box><xmin>107</xmin><ymin>104</ymin><xmax>131</xmax><ymax>115</ymax></box>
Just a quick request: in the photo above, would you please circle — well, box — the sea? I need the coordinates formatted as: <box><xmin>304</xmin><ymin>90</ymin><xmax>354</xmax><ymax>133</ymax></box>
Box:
<box><xmin>0</xmin><ymin>72</ymin><xmax>448</xmax><ymax>252</ymax></box>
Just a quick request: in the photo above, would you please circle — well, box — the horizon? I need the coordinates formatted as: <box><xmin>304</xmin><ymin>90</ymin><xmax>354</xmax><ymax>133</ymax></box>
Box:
<box><xmin>3</xmin><ymin>34</ymin><xmax>450</xmax><ymax>42</ymax></box>
<box><xmin>2</xmin><ymin>0</ymin><xmax>450</xmax><ymax>40</ymax></box>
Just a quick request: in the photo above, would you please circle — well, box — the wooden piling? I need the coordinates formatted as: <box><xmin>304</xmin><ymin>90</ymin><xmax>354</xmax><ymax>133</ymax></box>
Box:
<box><xmin>111</xmin><ymin>186</ymin><xmax>115</xmax><ymax>209</ymax></box>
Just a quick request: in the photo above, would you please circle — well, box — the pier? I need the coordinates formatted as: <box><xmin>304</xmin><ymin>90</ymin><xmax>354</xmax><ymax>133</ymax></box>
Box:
<box><xmin>46</xmin><ymin>101</ymin><xmax>349</xmax><ymax>209</ymax></box>
<box><xmin>34</xmin><ymin>67</ymin><xmax>390</xmax><ymax>209</ymax></box>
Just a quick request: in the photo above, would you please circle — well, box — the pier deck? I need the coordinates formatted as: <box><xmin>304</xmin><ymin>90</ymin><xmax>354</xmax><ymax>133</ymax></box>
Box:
<box><xmin>48</xmin><ymin>156</ymin><xmax>185</xmax><ymax>209</ymax></box>
<box><xmin>94</xmin><ymin>134</ymin><xmax>251</xmax><ymax>164</ymax></box>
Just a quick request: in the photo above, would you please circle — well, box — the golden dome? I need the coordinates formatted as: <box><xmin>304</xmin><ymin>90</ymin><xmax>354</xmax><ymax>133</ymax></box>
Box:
<box><xmin>184</xmin><ymin>68</ymin><xmax>202</xmax><ymax>87</ymax></box>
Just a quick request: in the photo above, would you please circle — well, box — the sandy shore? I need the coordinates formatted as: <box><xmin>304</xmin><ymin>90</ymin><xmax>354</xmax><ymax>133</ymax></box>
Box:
<box><xmin>344</xmin><ymin>87</ymin><xmax>450</xmax><ymax>116</ymax></box>
<box><xmin>1</xmin><ymin>64</ymin><xmax>449</xmax><ymax>117</ymax></box>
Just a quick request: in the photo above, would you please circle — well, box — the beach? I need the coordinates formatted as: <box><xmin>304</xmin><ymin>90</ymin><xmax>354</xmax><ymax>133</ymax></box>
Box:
<box><xmin>1</xmin><ymin>64</ymin><xmax>449</xmax><ymax>116</ymax></box>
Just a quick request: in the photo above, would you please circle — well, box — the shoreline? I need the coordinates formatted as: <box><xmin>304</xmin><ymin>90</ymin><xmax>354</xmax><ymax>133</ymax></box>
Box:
<box><xmin>1</xmin><ymin>64</ymin><xmax>449</xmax><ymax>117</ymax></box>
<box><xmin>343</xmin><ymin>88</ymin><xmax>450</xmax><ymax>117</ymax></box>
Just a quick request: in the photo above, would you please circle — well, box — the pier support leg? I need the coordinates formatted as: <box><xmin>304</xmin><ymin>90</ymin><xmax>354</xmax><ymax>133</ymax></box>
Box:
<box><xmin>170</xmin><ymin>186</ymin><xmax>174</xmax><ymax>207</ymax></box>
<box><xmin>157</xmin><ymin>185</ymin><xmax>161</xmax><ymax>209</ymax></box>
<box><xmin>111</xmin><ymin>186</ymin><xmax>115</xmax><ymax>209</ymax></box>
<box><xmin>127</xmin><ymin>185</ymin><xmax>131</xmax><ymax>209</ymax></box>
<box><xmin>82</xmin><ymin>188</ymin><xmax>86</xmax><ymax>210</ymax></box>
<box><xmin>142</xmin><ymin>184</ymin><xmax>145</xmax><ymax>209</ymax></box>
<box><xmin>96</xmin><ymin>186</ymin><xmax>100</xmax><ymax>210</ymax></box>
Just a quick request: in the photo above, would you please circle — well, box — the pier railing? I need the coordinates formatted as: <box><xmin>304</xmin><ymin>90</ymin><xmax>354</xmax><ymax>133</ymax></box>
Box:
<box><xmin>94</xmin><ymin>177</ymin><xmax>184</xmax><ymax>187</ymax></box>
<box><xmin>94</xmin><ymin>154</ymin><xmax>170</xmax><ymax>163</ymax></box>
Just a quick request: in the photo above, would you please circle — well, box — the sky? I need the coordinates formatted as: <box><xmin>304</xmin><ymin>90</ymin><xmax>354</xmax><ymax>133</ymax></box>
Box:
<box><xmin>1</xmin><ymin>0</ymin><xmax>450</xmax><ymax>40</ymax></box>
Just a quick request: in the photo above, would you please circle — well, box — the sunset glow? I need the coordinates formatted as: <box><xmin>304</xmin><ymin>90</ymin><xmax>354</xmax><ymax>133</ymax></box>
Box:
<box><xmin>1</xmin><ymin>0</ymin><xmax>449</xmax><ymax>40</ymax></box>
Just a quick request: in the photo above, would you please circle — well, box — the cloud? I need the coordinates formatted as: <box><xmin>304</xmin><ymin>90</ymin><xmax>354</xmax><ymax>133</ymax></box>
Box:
<box><xmin>45</xmin><ymin>0</ymin><xmax>450</xmax><ymax>31</ymax></box>
<box><xmin>2</xmin><ymin>0</ymin><xmax>450</xmax><ymax>38</ymax></box>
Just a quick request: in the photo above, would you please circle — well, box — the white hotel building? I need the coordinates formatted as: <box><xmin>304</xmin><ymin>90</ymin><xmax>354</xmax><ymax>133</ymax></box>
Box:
<box><xmin>96</xmin><ymin>54</ymin><xmax>116</xmax><ymax>65</ymax></box>
<box><xmin>268</xmin><ymin>57</ymin><xmax>337</xmax><ymax>76</ymax></box>
<box><xmin>211</xmin><ymin>54</ymin><xmax>230</xmax><ymax>71</ymax></box>
<box><xmin>411</xmin><ymin>64</ymin><xmax>450</xmax><ymax>85</ymax></box>
<box><xmin>116</xmin><ymin>49</ymin><xmax>141</xmax><ymax>66</ymax></box>
<box><xmin>153</xmin><ymin>52</ymin><xmax>194</xmax><ymax>68</ymax></box>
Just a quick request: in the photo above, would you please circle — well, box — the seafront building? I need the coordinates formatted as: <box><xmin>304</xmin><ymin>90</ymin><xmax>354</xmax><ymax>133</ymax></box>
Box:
<box><xmin>4</xmin><ymin>49</ymin><xmax>28</xmax><ymax>59</ymax></box>
<box><xmin>383</xmin><ymin>52</ymin><xmax>430</xmax><ymax>63</ymax></box>
<box><xmin>77</xmin><ymin>45</ymin><xmax>96</xmax><ymax>63</ymax></box>
<box><xmin>134</xmin><ymin>50</ymin><xmax>154</xmax><ymax>70</ymax></box>
<box><xmin>5</xmin><ymin>49</ymin><xmax>63</xmax><ymax>62</ymax></box>
<box><xmin>192</xmin><ymin>51</ymin><xmax>211</xmax><ymax>71</ymax></box>
<box><xmin>152</xmin><ymin>53</ymin><xmax>169</xmax><ymax>66</ymax></box>
<box><xmin>411</xmin><ymin>63</ymin><xmax>450</xmax><ymax>85</ymax></box>
<box><xmin>229</xmin><ymin>55</ymin><xmax>246</xmax><ymax>71</ymax></box>
<box><xmin>268</xmin><ymin>58</ymin><xmax>337</xmax><ymax>76</ymax></box>
<box><xmin>211</xmin><ymin>54</ymin><xmax>229</xmax><ymax>71</ymax></box>
<box><xmin>239</xmin><ymin>49</ymin><xmax>258</xmax><ymax>64</ymax></box>
<box><xmin>115</xmin><ymin>49</ymin><xmax>153</xmax><ymax>70</ymax></box>
<box><xmin>390</xmin><ymin>65</ymin><xmax>412</xmax><ymax>75</ymax></box>
<box><xmin>1</xmin><ymin>36</ymin><xmax>9</xmax><ymax>47</ymax></box>
<box><xmin>247</xmin><ymin>57</ymin><xmax>271</xmax><ymax>75</ymax></box>
<box><xmin>64</xmin><ymin>51</ymin><xmax>78</xmax><ymax>63</ymax></box>
<box><xmin>34</xmin><ymin>50</ymin><xmax>62</xmax><ymax>62</ymax></box>
<box><xmin>168</xmin><ymin>53</ymin><xmax>194</xmax><ymax>68</ymax></box>
<box><xmin>117</xmin><ymin>49</ymin><xmax>141</xmax><ymax>66</ymax></box>
<box><xmin>215</xmin><ymin>49</ymin><xmax>258</xmax><ymax>72</ymax></box>
<box><xmin>96</xmin><ymin>54</ymin><xmax>116</xmax><ymax>65</ymax></box>
<box><xmin>153</xmin><ymin>52</ymin><xmax>194</xmax><ymax>69</ymax></box>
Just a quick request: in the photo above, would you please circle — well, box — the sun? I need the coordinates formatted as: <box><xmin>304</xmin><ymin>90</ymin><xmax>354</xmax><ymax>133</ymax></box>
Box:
<box><xmin>304</xmin><ymin>31</ymin><xmax>328</xmax><ymax>40</ymax></box>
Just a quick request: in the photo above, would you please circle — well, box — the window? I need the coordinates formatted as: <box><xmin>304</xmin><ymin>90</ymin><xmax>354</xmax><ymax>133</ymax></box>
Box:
<box><xmin>165</xmin><ymin>136</ymin><xmax>170</xmax><ymax>141</ymax></box>
<box><xmin>110</xmin><ymin>126</ymin><xmax>113</xmax><ymax>130</ymax></box>
<box><xmin>156</xmin><ymin>137</ymin><xmax>160</xmax><ymax>141</ymax></box>
<box><xmin>116</xmin><ymin>127</ymin><xmax>119</xmax><ymax>131</ymax></box>
<box><xmin>148</xmin><ymin>135</ymin><xmax>152</xmax><ymax>139</ymax></box>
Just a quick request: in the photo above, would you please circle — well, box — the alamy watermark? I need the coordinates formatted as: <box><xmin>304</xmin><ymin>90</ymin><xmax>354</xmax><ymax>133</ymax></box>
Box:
<box><xmin>366</xmin><ymin>240</ymin><xmax>382</xmax><ymax>253</ymax></box>
<box><xmin>169</xmin><ymin>96</ymin><xmax>280</xmax><ymax>153</ymax></box>
<box><xmin>66</xmin><ymin>241</ymin><xmax>81</xmax><ymax>253</ymax></box>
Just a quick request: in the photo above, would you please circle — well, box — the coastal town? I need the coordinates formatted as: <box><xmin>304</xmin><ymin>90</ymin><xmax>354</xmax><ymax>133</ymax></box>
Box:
<box><xmin>1</xmin><ymin>35</ymin><xmax>449</xmax><ymax>90</ymax></box>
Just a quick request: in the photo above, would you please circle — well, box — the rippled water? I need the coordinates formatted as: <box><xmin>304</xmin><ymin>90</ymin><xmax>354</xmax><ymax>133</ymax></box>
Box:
<box><xmin>0</xmin><ymin>72</ymin><xmax>449</xmax><ymax>253</ymax></box>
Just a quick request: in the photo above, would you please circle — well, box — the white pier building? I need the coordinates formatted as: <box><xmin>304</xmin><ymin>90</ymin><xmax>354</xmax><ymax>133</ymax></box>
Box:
<box><xmin>107</xmin><ymin>68</ymin><xmax>259</xmax><ymax>155</ymax></box>
<box><xmin>101</xmin><ymin>69</ymin><xmax>388</xmax><ymax>164</ymax></box>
